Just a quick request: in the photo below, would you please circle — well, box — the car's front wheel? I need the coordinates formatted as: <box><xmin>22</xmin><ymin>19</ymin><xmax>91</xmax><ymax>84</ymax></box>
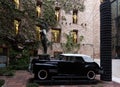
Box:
<box><xmin>87</xmin><ymin>70</ymin><xmax>96</xmax><ymax>80</ymax></box>
<box><xmin>38</xmin><ymin>69</ymin><xmax>49</xmax><ymax>80</ymax></box>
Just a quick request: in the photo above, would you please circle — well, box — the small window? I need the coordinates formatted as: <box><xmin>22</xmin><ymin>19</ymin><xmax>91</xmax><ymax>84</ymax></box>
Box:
<box><xmin>73</xmin><ymin>10</ymin><xmax>78</xmax><ymax>24</ymax></box>
<box><xmin>51</xmin><ymin>29</ymin><xmax>61</xmax><ymax>43</ymax></box>
<box><xmin>14</xmin><ymin>0</ymin><xmax>20</xmax><ymax>9</ymax></box>
<box><xmin>14</xmin><ymin>20</ymin><xmax>20</xmax><ymax>35</ymax></box>
<box><xmin>55</xmin><ymin>7</ymin><xmax>60</xmax><ymax>21</ymax></box>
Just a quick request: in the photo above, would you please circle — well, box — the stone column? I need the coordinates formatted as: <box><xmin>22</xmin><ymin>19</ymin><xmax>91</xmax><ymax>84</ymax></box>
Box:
<box><xmin>100</xmin><ymin>0</ymin><xmax>112</xmax><ymax>81</ymax></box>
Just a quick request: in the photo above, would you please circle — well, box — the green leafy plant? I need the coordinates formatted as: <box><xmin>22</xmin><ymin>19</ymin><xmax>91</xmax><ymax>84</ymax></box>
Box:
<box><xmin>0</xmin><ymin>0</ymin><xmax>57</xmax><ymax>51</ymax></box>
<box><xmin>0</xmin><ymin>79</ymin><xmax>5</xmax><ymax>87</ymax></box>
<box><xmin>26</xmin><ymin>83</ymin><xmax>39</xmax><ymax>87</ymax></box>
<box><xmin>42</xmin><ymin>0</ymin><xmax>57</xmax><ymax>27</ymax></box>
<box><xmin>9</xmin><ymin>49</ymin><xmax>30</xmax><ymax>70</ymax></box>
<box><xmin>0</xmin><ymin>67</ymin><xmax>15</xmax><ymax>76</ymax></box>
<box><xmin>61</xmin><ymin>32</ymin><xmax>84</xmax><ymax>53</ymax></box>
<box><xmin>54</xmin><ymin>0</ymin><xmax>85</xmax><ymax>13</ymax></box>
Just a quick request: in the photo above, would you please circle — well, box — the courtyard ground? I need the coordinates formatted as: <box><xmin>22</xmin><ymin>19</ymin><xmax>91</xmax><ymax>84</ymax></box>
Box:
<box><xmin>0</xmin><ymin>70</ymin><xmax>120</xmax><ymax>87</ymax></box>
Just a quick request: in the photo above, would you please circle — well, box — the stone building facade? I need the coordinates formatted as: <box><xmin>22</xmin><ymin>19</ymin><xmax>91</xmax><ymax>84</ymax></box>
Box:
<box><xmin>13</xmin><ymin>0</ymin><xmax>101</xmax><ymax>59</ymax></box>
<box><xmin>38</xmin><ymin>0</ymin><xmax>101</xmax><ymax>59</ymax></box>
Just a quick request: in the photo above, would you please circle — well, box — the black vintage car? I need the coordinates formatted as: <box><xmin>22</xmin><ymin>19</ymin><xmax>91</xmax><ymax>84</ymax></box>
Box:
<box><xmin>29</xmin><ymin>54</ymin><xmax>103</xmax><ymax>80</ymax></box>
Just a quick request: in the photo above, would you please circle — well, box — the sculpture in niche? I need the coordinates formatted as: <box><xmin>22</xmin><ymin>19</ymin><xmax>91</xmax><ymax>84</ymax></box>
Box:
<box><xmin>40</xmin><ymin>29</ymin><xmax>48</xmax><ymax>54</ymax></box>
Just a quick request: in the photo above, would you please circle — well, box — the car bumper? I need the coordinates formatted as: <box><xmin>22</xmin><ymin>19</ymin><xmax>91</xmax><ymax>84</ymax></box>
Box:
<box><xmin>98</xmin><ymin>69</ymin><xmax>104</xmax><ymax>74</ymax></box>
<box><xmin>98</xmin><ymin>67</ymin><xmax>104</xmax><ymax>74</ymax></box>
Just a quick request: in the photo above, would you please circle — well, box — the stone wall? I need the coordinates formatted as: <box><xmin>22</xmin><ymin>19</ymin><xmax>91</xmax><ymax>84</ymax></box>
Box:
<box><xmin>38</xmin><ymin>0</ymin><xmax>101</xmax><ymax>59</ymax></box>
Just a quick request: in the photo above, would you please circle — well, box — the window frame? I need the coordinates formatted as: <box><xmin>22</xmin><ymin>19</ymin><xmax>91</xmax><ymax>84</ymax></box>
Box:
<box><xmin>51</xmin><ymin>28</ymin><xmax>61</xmax><ymax>43</ymax></box>
<box><xmin>14</xmin><ymin>19</ymin><xmax>20</xmax><ymax>35</ymax></box>
<box><xmin>14</xmin><ymin>0</ymin><xmax>20</xmax><ymax>9</ymax></box>
<box><xmin>55</xmin><ymin>7</ymin><xmax>60</xmax><ymax>21</ymax></box>
<box><xmin>70</xmin><ymin>30</ymin><xmax>78</xmax><ymax>43</ymax></box>
<box><xmin>73</xmin><ymin>9</ymin><xmax>78</xmax><ymax>24</ymax></box>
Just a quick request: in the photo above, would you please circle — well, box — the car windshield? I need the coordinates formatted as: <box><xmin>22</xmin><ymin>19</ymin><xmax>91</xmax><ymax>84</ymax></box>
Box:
<box><xmin>82</xmin><ymin>56</ymin><xmax>94</xmax><ymax>62</ymax></box>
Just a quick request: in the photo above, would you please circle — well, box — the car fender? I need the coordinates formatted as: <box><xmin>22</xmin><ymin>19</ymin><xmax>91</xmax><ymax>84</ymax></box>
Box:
<box><xmin>84</xmin><ymin>64</ymin><xmax>95</xmax><ymax>71</ymax></box>
<box><xmin>34</xmin><ymin>63</ymin><xmax>57</xmax><ymax>73</ymax></box>
<box><xmin>85</xmin><ymin>64</ymin><xmax>90</xmax><ymax>68</ymax></box>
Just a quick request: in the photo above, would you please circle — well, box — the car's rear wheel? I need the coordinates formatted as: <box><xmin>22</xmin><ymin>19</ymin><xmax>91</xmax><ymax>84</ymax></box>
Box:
<box><xmin>87</xmin><ymin>70</ymin><xmax>96</xmax><ymax>80</ymax></box>
<box><xmin>38</xmin><ymin>69</ymin><xmax>49</xmax><ymax>80</ymax></box>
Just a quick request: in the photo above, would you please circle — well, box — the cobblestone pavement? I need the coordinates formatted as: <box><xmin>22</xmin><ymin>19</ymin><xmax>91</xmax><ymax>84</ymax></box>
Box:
<box><xmin>0</xmin><ymin>70</ymin><xmax>120</xmax><ymax>87</ymax></box>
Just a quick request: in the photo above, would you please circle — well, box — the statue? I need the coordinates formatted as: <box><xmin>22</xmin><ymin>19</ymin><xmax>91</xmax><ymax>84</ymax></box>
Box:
<box><xmin>40</xmin><ymin>29</ymin><xmax>48</xmax><ymax>54</ymax></box>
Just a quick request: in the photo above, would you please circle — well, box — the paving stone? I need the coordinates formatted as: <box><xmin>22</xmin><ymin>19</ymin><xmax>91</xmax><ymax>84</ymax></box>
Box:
<box><xmin>0</xmin><ymin>70</ymin><xmax>120</xmax><ymax>87</ymax></box>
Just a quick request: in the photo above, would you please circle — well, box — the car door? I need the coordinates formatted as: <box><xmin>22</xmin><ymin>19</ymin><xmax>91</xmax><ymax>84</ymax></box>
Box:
<box><xmin>58</xmin><ymin>56</ymin><xmax>77</xmax><ymax>74</ymax></box>
<box><xmin>72</xmin><ymin>56</ymin><xmax>85</xmax><ymax>74</ymax></box>
<box><xmin>58</xmin><ymin>56</ymin><xmax>85</xmax><ymax>74</ymax></box>
<box><xmin>58</xmin><ymin>61</ymin><xmax>74</xmax><ymax>74</ymax></box>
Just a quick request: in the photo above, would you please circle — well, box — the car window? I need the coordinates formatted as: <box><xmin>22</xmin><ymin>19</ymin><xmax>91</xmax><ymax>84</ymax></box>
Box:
<box><xmin>64</xmin><ymin>56</ymin><xmax>71</xmax><ymax>61</ymax></box>
<box><xmin>59</xmin><ymin>56</ymin><xmax>74</xmax><ymax>61</ymax></box>
<box><xmin>65</xmin><ymin>56</ymin><xmax>76</xmax><ymax>61</ymax></box>
<box><xmin>68</xmin><ymin>56</ymin><xmax>74</xmax><ymax>61</ymax></box>
<box><xmin>74</xmin><ymin>57</ymin><xmax>84</xmax><ymax>62</ymax></box>
<box><xmin>59</xmin><ymin>55</ymin><xmax>67</xmax><ymax>61</ymax></box>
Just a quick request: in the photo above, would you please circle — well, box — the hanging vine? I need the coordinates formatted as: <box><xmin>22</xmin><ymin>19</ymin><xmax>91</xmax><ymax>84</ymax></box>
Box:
<box><xmin>45</xmin><ymin>0</ymin><xmax>85</xmax><ymax>13</ymax></box>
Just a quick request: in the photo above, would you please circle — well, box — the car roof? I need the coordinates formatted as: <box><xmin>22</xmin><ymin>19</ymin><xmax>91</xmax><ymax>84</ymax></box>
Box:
<box><xmin>60</xmin><ymin>53</ymin><xmax>94</xmax><ymax>62</ymax></box>
<box><xmin>60</xmin><ymin>53</ymin><xmax>90</xmax><ymax>57</ymax></box>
